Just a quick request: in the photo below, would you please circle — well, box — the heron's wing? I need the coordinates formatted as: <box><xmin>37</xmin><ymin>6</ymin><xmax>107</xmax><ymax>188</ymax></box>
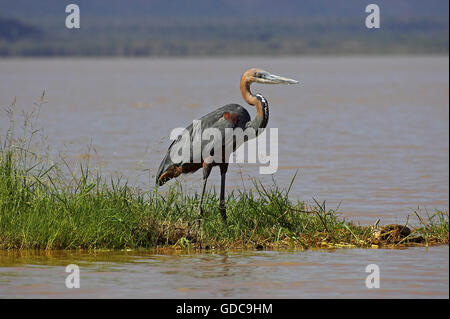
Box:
<box><xmin>156</xmin><ymin>104</ymin><xmax>250</xmax><ymax>184</ymax></box>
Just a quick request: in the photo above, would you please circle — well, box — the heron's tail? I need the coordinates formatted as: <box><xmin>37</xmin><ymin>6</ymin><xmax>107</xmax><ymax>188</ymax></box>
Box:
<box><xmin>155</xmin><ymin>151</ymin><xmax>174</xmax><ymax>186</ymax></box>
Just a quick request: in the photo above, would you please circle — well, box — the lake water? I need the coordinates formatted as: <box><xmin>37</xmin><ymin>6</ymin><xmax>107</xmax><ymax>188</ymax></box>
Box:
<box><xmin>0</xmin><ymin>248</ymin><xmax>448</xmax><ymax>298</ymax></box>
<box><xmin>0</xmin><ymin>56</ymin><xmax>448</xmax><ymax>298</ymax></box>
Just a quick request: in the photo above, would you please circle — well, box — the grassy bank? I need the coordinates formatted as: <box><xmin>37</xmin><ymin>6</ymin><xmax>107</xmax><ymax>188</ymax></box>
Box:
<box><xmin>0</xmin><ymin>102</ymin><xmax>448</xmax><ymax>250</ymax></box>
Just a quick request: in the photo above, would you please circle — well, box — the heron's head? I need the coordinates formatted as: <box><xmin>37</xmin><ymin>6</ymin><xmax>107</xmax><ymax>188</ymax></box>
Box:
<box><xmin>242</xmin><ymin>68</ymin><xmax>299</xmax><ymax>85</ymax></box>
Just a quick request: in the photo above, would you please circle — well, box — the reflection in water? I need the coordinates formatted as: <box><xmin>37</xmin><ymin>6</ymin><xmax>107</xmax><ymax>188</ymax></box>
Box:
<box><xmin>0</xmin><ymin>248</ymin><xmax>448</xmax><ymax>298</ymax></box>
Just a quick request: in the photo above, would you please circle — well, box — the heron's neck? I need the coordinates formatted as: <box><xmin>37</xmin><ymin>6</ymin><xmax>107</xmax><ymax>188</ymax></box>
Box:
<box><xmin>240</xmin><ymin>80</ymin><xmax>258</xmax><ymax>106</ymax></box>
<box><xmin>240</xmin><ymin>79</ymin><xmax>269</xmax><ymax>131</ymax></box>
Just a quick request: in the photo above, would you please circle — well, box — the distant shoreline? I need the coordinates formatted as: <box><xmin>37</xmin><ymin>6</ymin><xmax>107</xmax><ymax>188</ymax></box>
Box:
<box><xmin>0</xmin><ymin>53</ymin><xmax>448</xmax><ymax>60</ymax></box>
<box><xmin>1</xmin><ymin>14</ymin><xmax>447</xmax><ymax>57</ymax></box>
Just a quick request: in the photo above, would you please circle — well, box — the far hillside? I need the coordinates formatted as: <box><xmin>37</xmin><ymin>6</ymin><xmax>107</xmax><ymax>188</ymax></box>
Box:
<box><xmin>0</xmin><ymin>0</ymin><xmax>448</xmax><ymax>56</ymax></box>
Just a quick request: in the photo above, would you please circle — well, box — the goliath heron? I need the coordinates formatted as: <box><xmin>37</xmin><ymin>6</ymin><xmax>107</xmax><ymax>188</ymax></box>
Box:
<box><xmin>156</xmin><ymin>68</ymin><xmax>298</xmax><ymax>223</ymax></box>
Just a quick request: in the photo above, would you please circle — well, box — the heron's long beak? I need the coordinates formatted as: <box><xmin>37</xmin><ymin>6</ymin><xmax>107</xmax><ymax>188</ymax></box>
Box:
<box><xmin>260</xmin><ymin>73</ymin><xmax>299</xmax><ymax>85</ymax></box>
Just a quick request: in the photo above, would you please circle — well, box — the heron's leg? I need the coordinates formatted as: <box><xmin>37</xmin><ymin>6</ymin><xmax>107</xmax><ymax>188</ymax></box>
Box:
<box><xmin>198</xmin><ymin>178</ymin><xmax>208</xmax><ymax>218</ymax></box>
<box><xmin>198</xmin><ymin>160</ymin><xmax>213</xmax><ymax>222</ymax></box>
<box><xmin>219</xmin><ymin>163</ymin><xmax>229</xmax><ymax>223</ymax></box>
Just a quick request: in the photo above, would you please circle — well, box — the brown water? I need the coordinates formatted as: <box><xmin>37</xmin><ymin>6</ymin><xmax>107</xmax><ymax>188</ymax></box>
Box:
<box><xmin>0</xmin><ymin>56</ymin><xmax>448</xmax><ymax>298</ymax></box>
<box><xmin>0</xmin><ymin>248</ymin><xmax>448</xmax><ymax>298</ymax></box>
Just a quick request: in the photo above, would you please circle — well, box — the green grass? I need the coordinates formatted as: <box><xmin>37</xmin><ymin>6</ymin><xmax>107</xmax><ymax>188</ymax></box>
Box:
<box><xmin>0</xmin><ymin>99</ymin><xmax>448</xmax><ymax>250</ymax></box>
